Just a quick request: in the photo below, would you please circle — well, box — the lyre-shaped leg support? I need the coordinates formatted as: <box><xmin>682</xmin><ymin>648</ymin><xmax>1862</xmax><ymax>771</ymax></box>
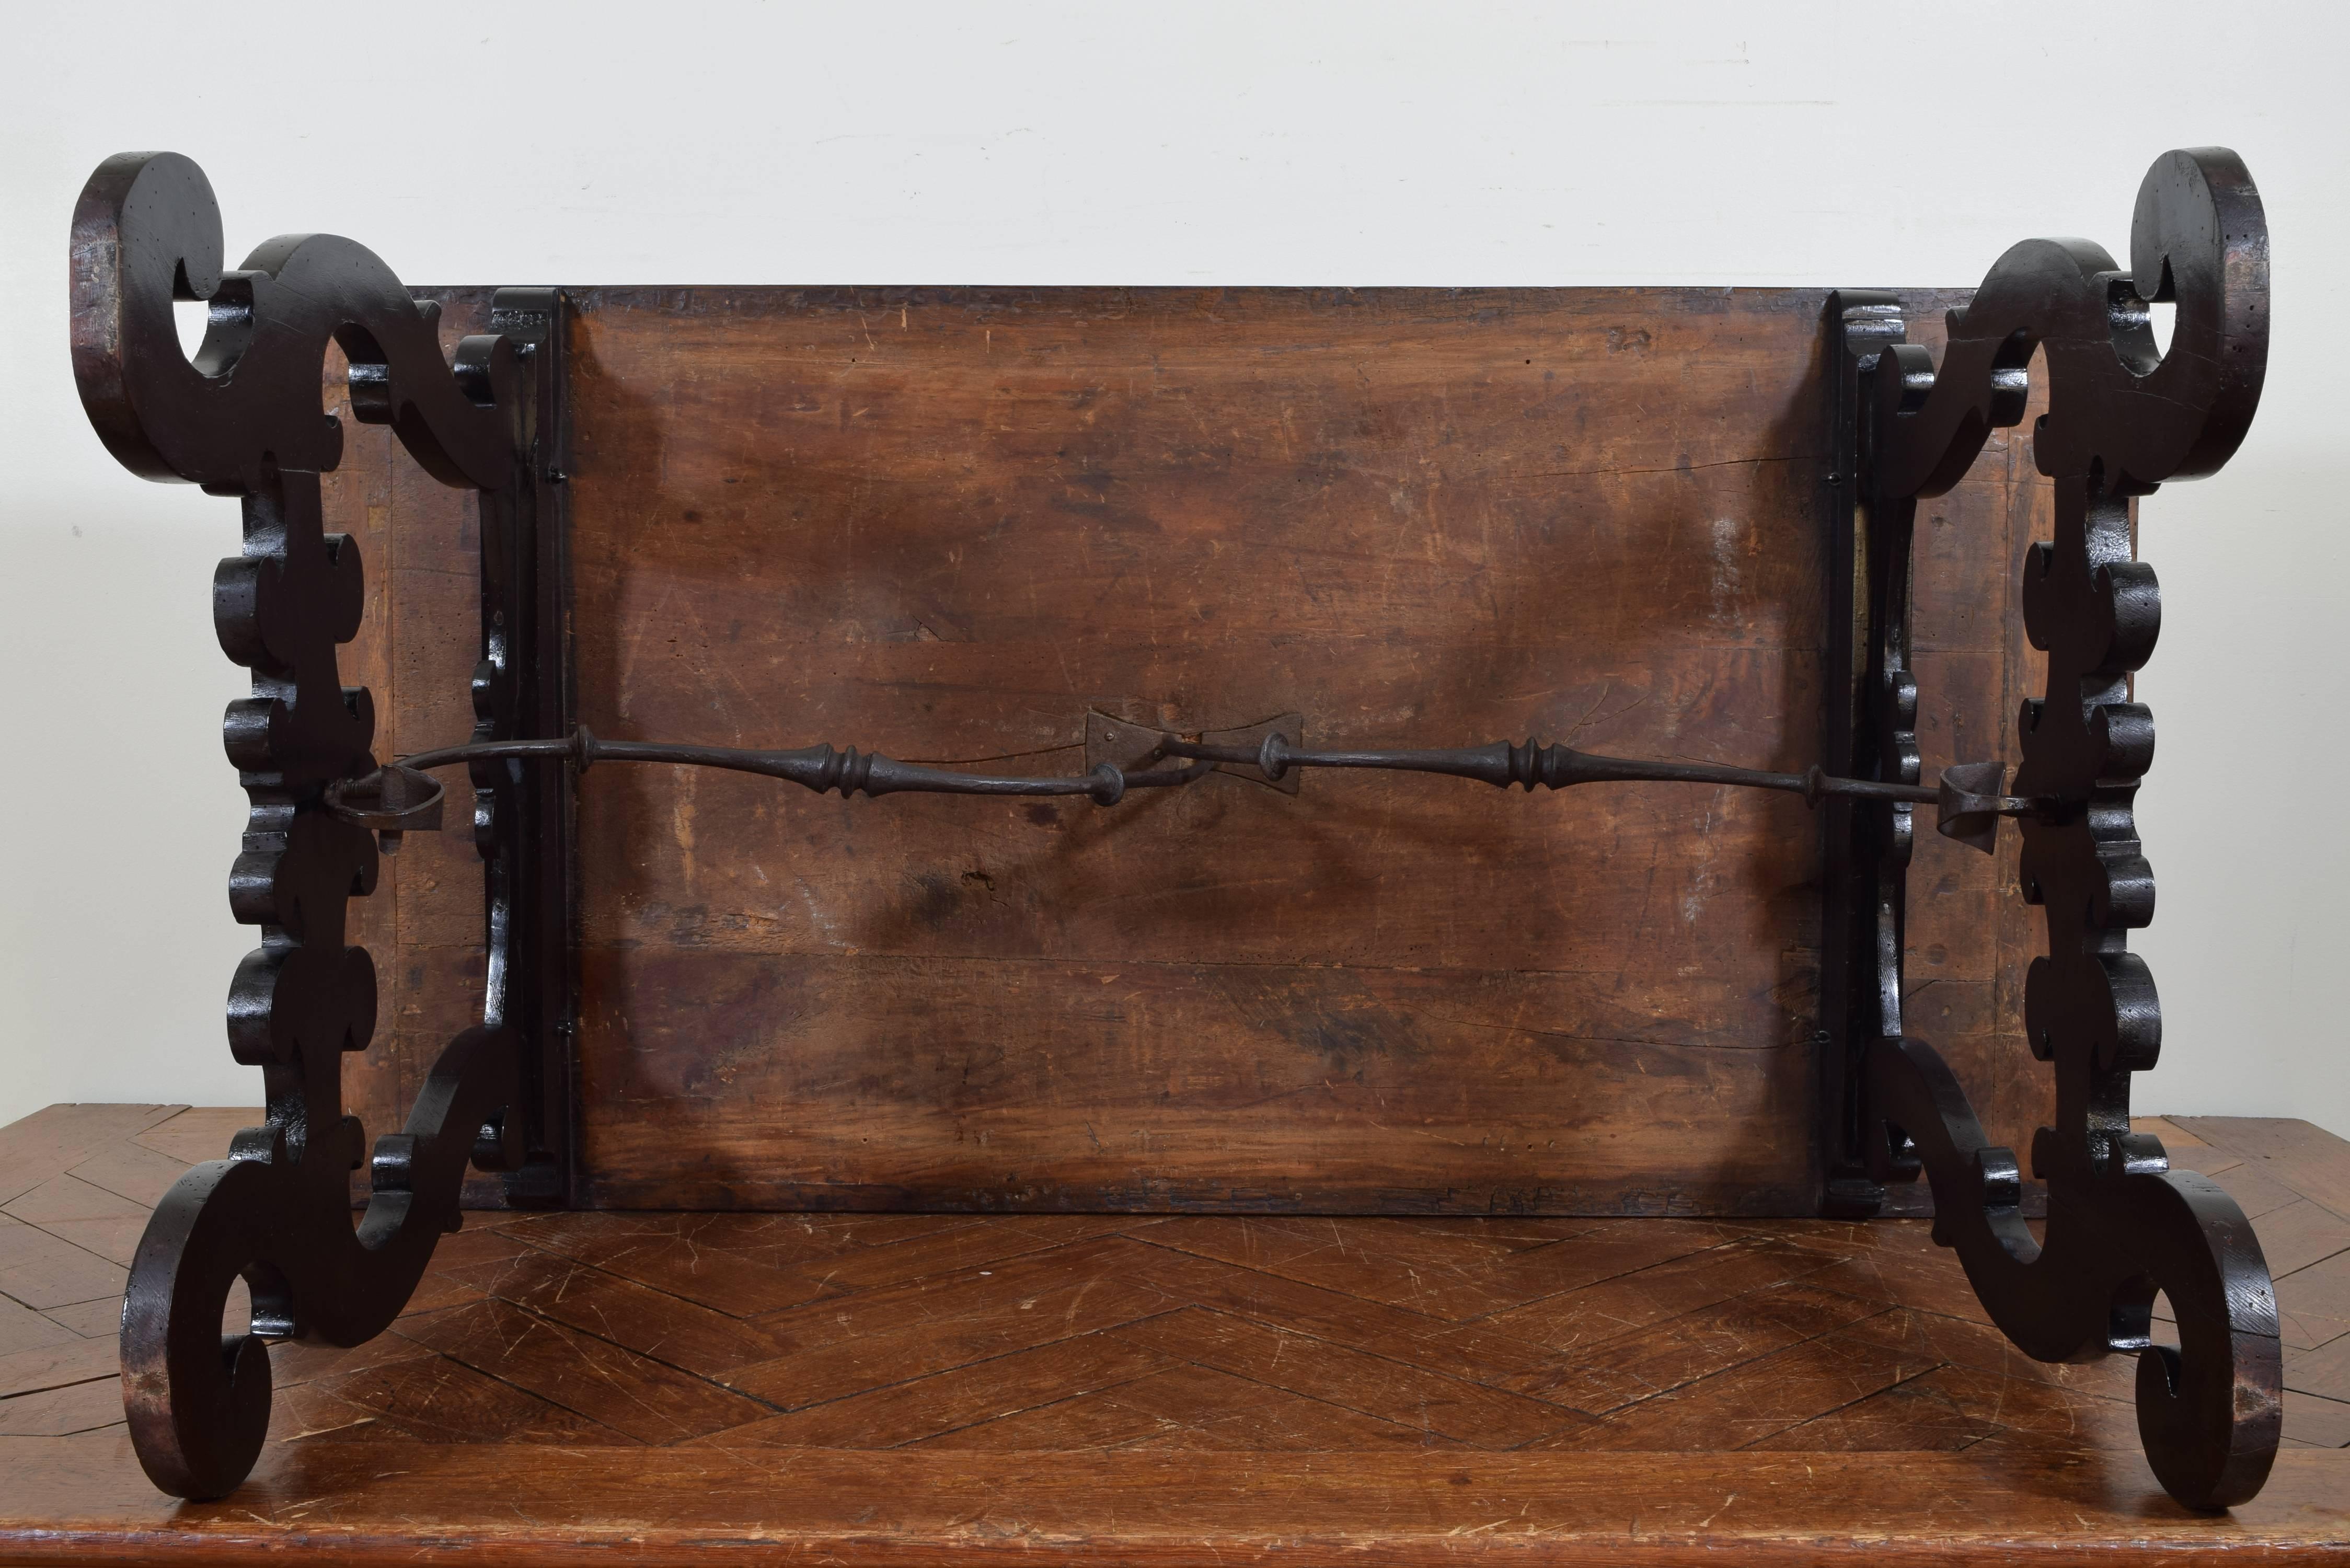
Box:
<box><xmin>1821</xmin><ymin>149</ymin><xmax>2282</xmax><ymax>1509</ymax></box>
<box><xmin>70</xmin><ymin>152</ymin><xmax>575</xmax><ymax>1498</ymax></box>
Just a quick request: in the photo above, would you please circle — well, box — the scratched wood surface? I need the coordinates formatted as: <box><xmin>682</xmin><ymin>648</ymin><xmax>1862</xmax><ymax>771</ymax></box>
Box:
<box><xmin>332</xmin><ymin>285</ymin><xmax>2046</xmax><ymax>1212</ymax></box>
<box><xmin>2</xmin><ymin>1106</ymin><xmax>2345</xmax><ymax>1561</ymax></box>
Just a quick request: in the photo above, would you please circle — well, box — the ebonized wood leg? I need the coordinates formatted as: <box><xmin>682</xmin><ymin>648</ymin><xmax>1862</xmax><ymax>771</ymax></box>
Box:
<box><xmin>70</xmin><ymin>152</ymin><xmax>557</xmax><ymax>1499</ymax></box>
<box><xmin>1830</xmin><ymin>148</ymin><xmax>2281</xmax><ymax>1509</ymax></box>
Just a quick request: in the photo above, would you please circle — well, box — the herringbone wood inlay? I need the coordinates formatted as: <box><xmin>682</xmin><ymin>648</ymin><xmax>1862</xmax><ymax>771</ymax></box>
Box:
<box><xmin>5</xmin><ymin>1108</ymin><xmax>2347</xmax><ymax>1459</ymax></box>
<box><xmin>6</xmin><ymin>1106</ymin><xmax>2350</xmax><ymax>1560</ymax></box>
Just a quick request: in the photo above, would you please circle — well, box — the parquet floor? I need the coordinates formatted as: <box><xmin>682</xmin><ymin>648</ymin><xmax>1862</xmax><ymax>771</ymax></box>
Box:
<box><xmin>3</xmin><ymin>1105</ymin><xmax>2348</xmax><ymax>1563</ymax></box>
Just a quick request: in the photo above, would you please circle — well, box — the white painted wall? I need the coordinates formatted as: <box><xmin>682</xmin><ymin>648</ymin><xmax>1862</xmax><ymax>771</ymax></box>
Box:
<box><xmin>2</xmin><ymin>1</ymin><xmax>2342</xmax><ymax>1136</ymax></box>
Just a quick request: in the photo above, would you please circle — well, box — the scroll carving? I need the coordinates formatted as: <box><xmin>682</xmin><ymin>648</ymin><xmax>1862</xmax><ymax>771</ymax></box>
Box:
<box><xmin>72</xmin><ymin>152</ymin><xmax>536</xmax><ymax>1500</ymax></box>
<box><xmin>1850</xmin><ymin>148</ymin><xmax>2279</xmax><ymax>1508</ymax></box>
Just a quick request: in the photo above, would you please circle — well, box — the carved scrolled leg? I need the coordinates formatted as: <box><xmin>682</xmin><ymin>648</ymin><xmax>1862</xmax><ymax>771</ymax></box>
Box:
<box><xmin>1865</xmin><ymin>1037</ymin><xmax>2279</xmax><ymax>1507</ymax></box>
<box><xmin>120</xmin><ymin>1027</ymin><xmax>520</xmax><ymax>1498</ymax></box>
<box><xmin>1838</xmin><ymin>148</ymin><xmax>2278</xmax><ymax>1507</ymax></box>
<box><xmin>2122</xmin><ymin>1177</ymin><xmax>2281</xmax><ymax>1508</ymax></box>
<box><xmin>72</xmin><ymin>151</ymin><xmax>548</xmax><ymax>1498</ymax></box>
<box><xmin>119</xmin><ymin>1161</ymin><xmax>276</xmax><ymax>1502</ymax></box>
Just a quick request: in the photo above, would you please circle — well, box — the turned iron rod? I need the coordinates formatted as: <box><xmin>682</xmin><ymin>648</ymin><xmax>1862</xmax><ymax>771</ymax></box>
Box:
<box><xmin>349</xmin><ymin>725</ymin><xmax>2028</xmax><ymax>839</ymax></box>
<box><xmin>1156</xmin><ymin>733</ymin><xmax>1943</xmax><ymax>806</ymax></box>
<box><xmin>395</xmin><ymin>728</ymin><xmax>1211</xmax><ymax>806</ymax></box>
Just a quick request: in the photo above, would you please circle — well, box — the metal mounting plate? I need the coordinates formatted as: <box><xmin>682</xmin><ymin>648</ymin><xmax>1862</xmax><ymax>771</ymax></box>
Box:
<box><xmin>1085</xmin><ymin>709</ymin><xmax>1306</xmax><ymax>794</ymax></box>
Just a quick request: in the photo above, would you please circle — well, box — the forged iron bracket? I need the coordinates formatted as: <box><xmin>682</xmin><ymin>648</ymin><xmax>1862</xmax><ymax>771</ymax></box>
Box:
<box><xmin>471</xmin><ymin>287</ymin><xmax>579</xmax><ymax>1210</ymax></box>
<box><xmin>1085</xmin><ymin>710</ymin><xmax>1306</xmax><ymax>795</ymax></box>
<box><xmin>1821</xmin><ymin>151</ymin><xmax>2280</xmax><ymax>1509</ymax></box>
<box><xmin>1817</xmin><ymin>285</ymin><xmax>1914</xmax><ymax>1226</ymax></box>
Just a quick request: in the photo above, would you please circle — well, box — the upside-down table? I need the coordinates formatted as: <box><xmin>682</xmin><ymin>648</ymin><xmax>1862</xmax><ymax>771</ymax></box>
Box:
<box><xmin>60</xmin><ymin>145</ymin><xmax>2286</xmax><ymax>1514</ymax></box>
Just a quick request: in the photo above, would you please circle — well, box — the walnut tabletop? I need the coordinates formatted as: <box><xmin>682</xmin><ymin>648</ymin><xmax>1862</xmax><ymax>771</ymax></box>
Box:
<box><xmin>2</xmin><ymin>1106</ymin><xmax>2346</xmax><ymax>1564</ymax></box>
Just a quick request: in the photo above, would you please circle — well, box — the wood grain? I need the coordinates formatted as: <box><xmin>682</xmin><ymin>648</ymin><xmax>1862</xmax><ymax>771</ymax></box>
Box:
<box><xmin>312</xmin><ymin>284</ymin><xmax>2045</xmax><ymax>1213</ymax></box>
<box><xmin>2</xmin><ymin>1106</ymin><xmax>2345</xmax><ymax>1560</ymax></box>
<box><xmin>5</xmin><ymin>1442</ymin><xmax>2348</xmax><ymax>1564</ymax></box>
<box><xmin>0</xmin><ymin>1108</ymin><xmax>181</xmax><ymax>1210</ymax></box>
